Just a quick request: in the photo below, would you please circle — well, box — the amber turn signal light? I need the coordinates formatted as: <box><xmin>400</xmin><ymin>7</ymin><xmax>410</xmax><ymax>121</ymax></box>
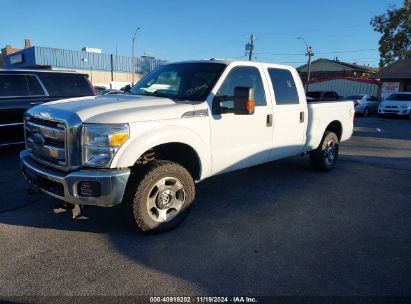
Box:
<box><xmin>246</xmin><ymin>100</ymin><xmax>255</xmax><ymax>114</ymax></box>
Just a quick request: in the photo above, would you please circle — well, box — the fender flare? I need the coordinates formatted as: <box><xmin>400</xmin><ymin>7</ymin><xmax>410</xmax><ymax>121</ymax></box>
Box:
<box><xmin>111</xmin><ymin>125</ymin><xmax>212</xmax><ymax>180</ymax></box>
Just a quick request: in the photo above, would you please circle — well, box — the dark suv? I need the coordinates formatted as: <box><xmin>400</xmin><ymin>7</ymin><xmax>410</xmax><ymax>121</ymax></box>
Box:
<box><xmin>306</xmin><ymin>91</ymin><xmax>342</xmax><ymax>101</ymax></box>
<box><xmin>0</xmin><ymin>69</ymin><xmax>97</xmax><ymax>147</ymax></box>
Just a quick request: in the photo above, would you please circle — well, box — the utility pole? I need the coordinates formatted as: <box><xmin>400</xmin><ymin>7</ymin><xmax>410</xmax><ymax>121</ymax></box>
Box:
<box><xmin>247</xmin><ymin>34</ymin><xmax>256</xmax><ymax>61</ymax></box>
<box><xmin>114</xmin><ymin>41</ymin><xmax>118</xmax><ymax>87</ymax></box>
<box><xmin>298</xmin><ymin>37</ymin><xmax>314</xmax><ymax>92</ymax></box>
<box><xmin>131</xmin><ymin>27</ymin><xmax>141</xmax><ymax>85</ymax></box>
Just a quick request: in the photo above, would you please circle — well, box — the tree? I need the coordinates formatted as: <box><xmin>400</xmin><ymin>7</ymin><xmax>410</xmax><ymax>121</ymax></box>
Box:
<box><xmin>371</xmin><ymin>0</ymin><xmax>411</xmax><ymax>68</ymax></box>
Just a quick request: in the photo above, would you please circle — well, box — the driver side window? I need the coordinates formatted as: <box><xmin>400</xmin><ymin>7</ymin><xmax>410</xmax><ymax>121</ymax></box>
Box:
<box><xmin>216</xmin><ymin>66</ymin><xmax>266</xmax><ymax>112</ymax></box>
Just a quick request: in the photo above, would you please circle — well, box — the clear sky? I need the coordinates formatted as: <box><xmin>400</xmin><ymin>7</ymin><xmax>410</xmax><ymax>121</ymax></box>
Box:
<box><xmin>0</xmin><ymin>0</ymin><xmax>404</xmax><ymax>68</ymax></box>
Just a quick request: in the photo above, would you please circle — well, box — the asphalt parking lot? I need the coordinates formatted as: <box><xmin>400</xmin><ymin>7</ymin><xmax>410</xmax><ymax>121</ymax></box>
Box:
<box><xmin>0</xmin><ymin>116</ymin><xmax>410</xmax><ymax>298</ymax></box>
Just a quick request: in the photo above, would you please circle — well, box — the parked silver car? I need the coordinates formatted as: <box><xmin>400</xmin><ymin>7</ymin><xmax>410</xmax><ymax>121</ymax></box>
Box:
<box><xmin>346</xmin><ymin>94</ymin><xmax>380</xmax><ymax>116</ymax></box>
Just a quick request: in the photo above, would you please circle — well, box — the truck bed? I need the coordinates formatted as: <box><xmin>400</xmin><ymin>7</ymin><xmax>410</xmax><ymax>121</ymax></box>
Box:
<box><xmin>305</xmin><ymin>100</ymin><xmax>354</xmax><ymax>151</ymax></box>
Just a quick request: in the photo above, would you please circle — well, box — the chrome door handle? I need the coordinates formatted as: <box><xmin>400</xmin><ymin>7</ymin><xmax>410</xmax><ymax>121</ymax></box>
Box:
<box><xmin>267</xmin><ymin>114</ymin><xmax>273</xmax><ymax>127</ymax></box>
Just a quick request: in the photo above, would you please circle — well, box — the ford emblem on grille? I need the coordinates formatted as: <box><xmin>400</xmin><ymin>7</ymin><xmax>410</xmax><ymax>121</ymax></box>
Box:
<box><xmin>33</xmin><ymin>132</ymin><xmax>45</xmax><ymax>147</ymax></box>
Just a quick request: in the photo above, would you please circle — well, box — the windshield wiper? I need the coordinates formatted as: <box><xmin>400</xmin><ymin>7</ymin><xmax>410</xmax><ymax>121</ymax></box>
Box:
<box><xmin>137</xmin><ymin>91</ymin><xmax>184</xmax><ymax>102</ymax></box>
<box><xmin>128</xmin><ymin>90</ymin><xmax>191</xmax><ymax>102</ymax></box>
<box><xmin>151</xmin><ymin>91</ymin><xmax>172</xmax><ymax>98</ymax></box>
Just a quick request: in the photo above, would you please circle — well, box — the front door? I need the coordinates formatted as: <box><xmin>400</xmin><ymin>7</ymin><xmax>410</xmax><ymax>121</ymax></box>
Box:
<box><xmin>209</xmin><ymin>65</ymin><xmax>273</xmax><ymax>175</ymax></box>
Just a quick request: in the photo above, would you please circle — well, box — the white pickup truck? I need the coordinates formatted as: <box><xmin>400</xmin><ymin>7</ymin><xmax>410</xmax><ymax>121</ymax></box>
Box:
<box><xmin>20</xmin><ymin>60</ymin><xmax>354</xmax><ymax>233</ymax></box>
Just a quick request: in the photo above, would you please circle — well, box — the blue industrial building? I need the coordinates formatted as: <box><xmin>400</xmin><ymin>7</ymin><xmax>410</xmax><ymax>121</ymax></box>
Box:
<box><xmin>5</xmin><ymin>46</ymin><xmax>167</xmax><ymax>75</ymax></box>
<box><xmin>4</xmin><ymin>45</ymin><xmax>167</xmax><ymax>88</ymax></box>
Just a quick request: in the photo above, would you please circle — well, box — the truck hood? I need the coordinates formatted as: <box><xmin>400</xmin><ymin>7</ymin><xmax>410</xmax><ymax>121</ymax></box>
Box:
<box><xmin>380</xmin><ymin>100</ymin><xmax>411</xmax><ymax>108</ymax></box>
<box><xmin>34</xmin><ymin>94</ymin><xmax>195</xmax><ymax>123</ymax></box>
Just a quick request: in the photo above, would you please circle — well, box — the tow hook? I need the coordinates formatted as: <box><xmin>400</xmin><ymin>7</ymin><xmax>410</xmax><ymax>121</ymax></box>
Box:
<box><xmin>53</xmin><ymin>203</ymin><xmax>88</xmax><ymax>219</ymax></box>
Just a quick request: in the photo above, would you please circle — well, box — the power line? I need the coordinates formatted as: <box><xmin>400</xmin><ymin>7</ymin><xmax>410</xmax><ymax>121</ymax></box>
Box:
<box><xmin>317</xmin><ymin>48</ymin><xmax>378</xmax><ymax>55</ymax></box>
<box><xmin>255</xmin><ymin>52</ymin><xmax>303</xmax><ymax>56</ymax></box>
<box><xmin>255</xmin><ymin>48</ymin><xmax>378</xmax><ymax>57</ymax></box>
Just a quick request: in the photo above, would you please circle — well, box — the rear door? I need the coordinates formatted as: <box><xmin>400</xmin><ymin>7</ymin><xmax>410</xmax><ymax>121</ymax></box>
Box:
<box><xmin>209</xmin><ymin>65</ymin><xmax>273</xmax><ymax>175</ymax></box>
<box><xmin>265</xmin><ymin>67</ymin><xmax>307</xmax><ymax>160</ymax></box>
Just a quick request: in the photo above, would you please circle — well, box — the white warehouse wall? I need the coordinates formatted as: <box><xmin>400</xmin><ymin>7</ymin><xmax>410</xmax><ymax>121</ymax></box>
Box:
<box><xmin>307</xmin><ymin>79</ymin><xmax>379</xmax><ymax>97</ymax></box>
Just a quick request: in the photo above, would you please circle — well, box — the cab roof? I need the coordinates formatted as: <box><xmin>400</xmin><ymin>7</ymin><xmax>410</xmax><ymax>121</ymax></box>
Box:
<box><xmin>169</xmin><ymin>59</ymin><xmax>293</xmax><ymax>70</ymax></box>
<box><xmin>0</xmin><ymin>68</ymin><xmax>86</xmax><ymax>75</ymax></box>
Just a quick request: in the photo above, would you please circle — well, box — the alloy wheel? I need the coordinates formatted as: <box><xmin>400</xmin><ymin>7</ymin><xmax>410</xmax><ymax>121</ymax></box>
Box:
<box><xmin>146</xmin><ymin>177</ymin><xmax>186</xmax><ymax>223</ymax></box>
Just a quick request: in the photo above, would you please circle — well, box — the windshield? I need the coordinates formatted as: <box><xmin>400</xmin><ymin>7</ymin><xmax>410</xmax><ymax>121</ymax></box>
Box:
<box><xmin>387</xmin><ymin>93</ymin><xmax>411</xmax><ymax>101</ymax></box>
<box><xmin>128</xmin><ymin>62</ymin><xmax>227</xmax><ymax>102</ymax></box>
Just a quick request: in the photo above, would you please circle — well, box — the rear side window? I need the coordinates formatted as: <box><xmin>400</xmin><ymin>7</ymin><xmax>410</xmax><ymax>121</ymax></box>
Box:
<box><xmin>26</xmin><ymin>75</ymin><xmax>45</xmax><ymax>96</ymax></box>
<box><xmin>0</xmin><ymin>74</ymin><xmax>29</xmax><ymax>97</ymax></box>
<box><xmin>324</xmin><ymin>91</ymin><xmax>338</xmax><ymax>99</ymax></box>
<box><xmin>268</xmin><ymin>68</ymin><xmax>299</xmax><ymax>105</ymax></box>
<box><xmin>346</xmin><ymin>95</ymin><xmax>364</xmax><ymax>100</ymax></box>
<box><xmin>37</xmin><ymin>73</ymin><xmax>94</xmax><ymax>97</ymax></box>
<box><xmin>307</xmin><ymin>92</ymin><xmax>321</xmax><ymax>99</ymax></box>
<box><xmin>367</xmin><ymin>96</ymin><xmax>379</xmax><ymax>101</ymax></box>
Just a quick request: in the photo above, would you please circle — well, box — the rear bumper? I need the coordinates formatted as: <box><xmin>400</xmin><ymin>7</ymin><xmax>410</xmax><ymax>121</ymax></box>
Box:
<box><xmin>20</xmin><ymin>150</ymin><xmax>130</xmax><ymax>206</ymax></box>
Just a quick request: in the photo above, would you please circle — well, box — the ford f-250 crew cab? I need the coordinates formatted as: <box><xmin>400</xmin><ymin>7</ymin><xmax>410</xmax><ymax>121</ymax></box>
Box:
<box><xmin>20</xmin><ymin>60</ymin><xmax>354</xmax><ymax>233</ymax></box>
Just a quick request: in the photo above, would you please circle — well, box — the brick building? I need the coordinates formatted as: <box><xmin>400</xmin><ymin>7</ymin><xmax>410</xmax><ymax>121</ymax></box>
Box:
<box><xmin>0</xmin><ymin>39</ymin><xmax>30</xmax><ymax>67</ymax></box>
<box><xmin>297</xmin><ymin>58</ymin><xmax>377</xmax><ymax>85</ymax></box>
<box><xmin>372</xmin><ymin>58</ymin><xmax>411</xmax><ymax>98</ymax></box>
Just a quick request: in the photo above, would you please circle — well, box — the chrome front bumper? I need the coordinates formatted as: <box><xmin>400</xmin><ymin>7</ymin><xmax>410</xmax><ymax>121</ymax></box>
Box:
<box><xmin>20</xmin><ymin>150</ymin><xmax>130</xmax><ymax>206</ymax></box>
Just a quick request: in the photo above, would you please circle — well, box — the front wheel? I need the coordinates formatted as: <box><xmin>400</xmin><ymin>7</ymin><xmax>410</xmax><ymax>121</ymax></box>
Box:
<box><xmin>127</xmin><ymin>160</ymin><xmax>195</xmax><ymax>233</ymax></box>
<box><xmin>309</xmin><ymin>131</ymin><xmax>339</xmax><ymax>172</ymax></box>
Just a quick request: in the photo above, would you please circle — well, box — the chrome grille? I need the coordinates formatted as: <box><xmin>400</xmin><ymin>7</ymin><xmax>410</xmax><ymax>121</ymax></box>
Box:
<box><xmin>25</xmin><ymin>116</ymin><xmax>67</xmax><ymax>166</ymax></box>
<box><xmin>383</xmin><ymin>106</ymin><xmax>399</xmax><ymax>113</ymax></box>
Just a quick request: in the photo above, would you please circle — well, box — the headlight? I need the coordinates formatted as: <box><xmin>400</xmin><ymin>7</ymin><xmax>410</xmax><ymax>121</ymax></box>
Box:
<box><xmin>82</xmin><ymin>124</ymin><xmax>129</xmax><ymax>167</ymax></box>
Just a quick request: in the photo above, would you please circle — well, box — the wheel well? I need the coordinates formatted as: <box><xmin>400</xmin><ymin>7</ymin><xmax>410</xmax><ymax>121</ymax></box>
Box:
<box><xmin>136</xmin><ymin>143</ymin><xmax>201</xmax><ymax>180</ymax></box>
<box><xmin>325</xmin><ymin>121</ymin><xmax>342</xmax><ymax>141</ymax></box>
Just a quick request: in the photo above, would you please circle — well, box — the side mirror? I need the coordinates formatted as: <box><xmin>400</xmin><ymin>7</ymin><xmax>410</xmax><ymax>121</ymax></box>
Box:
<box><xmin>233</xmin><ymin>86</ymin><xmax>255</xmax><ymax>115</ymax></box>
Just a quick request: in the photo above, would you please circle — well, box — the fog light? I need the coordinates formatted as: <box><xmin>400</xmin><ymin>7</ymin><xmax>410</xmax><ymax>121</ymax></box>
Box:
<box><xmin>77</xmin><ymin>181</ymin><xmax>101</xmax><ymax>197</ymax></box>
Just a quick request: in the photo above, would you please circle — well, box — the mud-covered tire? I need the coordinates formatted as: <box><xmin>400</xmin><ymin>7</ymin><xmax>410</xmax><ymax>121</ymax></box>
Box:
<box><xmin>125</xmin><ymin>160</ymin><xmax>195</xmax><ymax>233</ymax></box>
<box><xmin>309</xmin><ymin>131</ymin><xmax>339</xmax><ymax>172</ymax></box>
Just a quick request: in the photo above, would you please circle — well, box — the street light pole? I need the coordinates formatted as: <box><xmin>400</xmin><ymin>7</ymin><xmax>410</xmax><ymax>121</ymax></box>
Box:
<box><xmin>298</xmin><ymin>37</ymin><xmax>314</xmax><ymax>92</ymax></box>
<box><xmin>132</xmin><ymin>27</ymin><xmax>141</xmax><ymax>85</ymax></box>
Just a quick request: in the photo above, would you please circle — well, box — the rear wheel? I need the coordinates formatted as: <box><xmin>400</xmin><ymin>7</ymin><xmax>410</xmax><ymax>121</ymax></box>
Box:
<box><xmin>309</xmin><ymin>131</ymin><xmax>339</xmax><ymax>172</ymax></box>
<box><xmin>126</xmin><ymin>160</ymin><xmax>195</xmax><ymax>233</ymax></box>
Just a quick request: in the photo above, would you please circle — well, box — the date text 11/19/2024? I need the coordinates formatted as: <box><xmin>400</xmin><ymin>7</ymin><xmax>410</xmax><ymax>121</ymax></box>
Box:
<box><xmin>149</xmin><ymin>296</ymin><xmax>258</xmax><ymax>303</ymax></box>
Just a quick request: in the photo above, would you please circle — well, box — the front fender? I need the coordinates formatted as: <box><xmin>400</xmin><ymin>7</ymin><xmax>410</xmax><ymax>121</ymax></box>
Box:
<box><xmin>110</xmin><ymin>123</ymin><xmax>212</xmax><ymax>180</ymax></box>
